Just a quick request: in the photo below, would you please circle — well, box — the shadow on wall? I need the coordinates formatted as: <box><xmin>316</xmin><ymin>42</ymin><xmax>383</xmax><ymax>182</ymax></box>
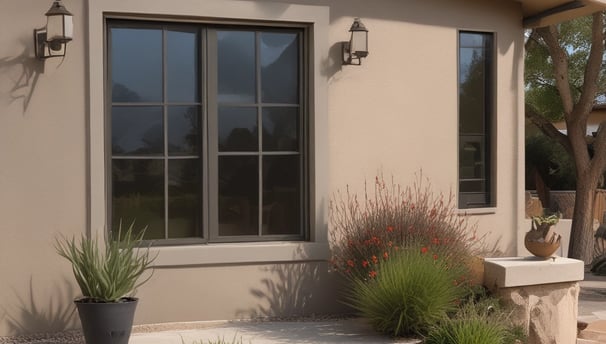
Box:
<box><xmin>3</xmin><ymin>277</ymin><xmax>78</xmax><ymax>336</ymax></box>
<box><xmin>0</xmin><ymin>41</ymin><xmax>44</xmax><ymax>114</ymax></box>
<box><xmin>237</xmin><ymin>249</ymin><xmax>350</xmax><ymax>319</ymax></box>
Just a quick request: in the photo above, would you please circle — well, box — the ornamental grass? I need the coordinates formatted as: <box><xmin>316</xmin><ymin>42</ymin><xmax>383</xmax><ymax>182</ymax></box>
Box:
<box><xmin>55</xmin><ymin>222</ymin><xmax>156</xmax><ymax>302</ymax></box>
<box><xmin>424</xmin><ymin>295</ymin><xmax>526</xmax><ymax>344</ymax></box>
<box><xmin>344</xmin><ymin>247</ymin><xmax>468</xmax><ymax>337</ymax></box>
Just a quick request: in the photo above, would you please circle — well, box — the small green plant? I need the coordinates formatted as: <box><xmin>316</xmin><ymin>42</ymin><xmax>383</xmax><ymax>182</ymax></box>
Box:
<box><xmin>55</xmin><ymin>222</ymin><xmax>156</xmax><ymax>302</ymax></box>
<box><xmin>183</xmin><ymin>334</ymin><xmax>248</xmax><ymax>344</ymax></box>
<box><xmin>344</xmin><ymin>247</ymin><xmax>468</xmax><ymax>337</ymax></box>
<box><xmin>425</xmin><ymin>295</ymin><xmax>526</xmax><ymax>344</ymax></box>
<box><xmin>531</xmin><ymin>213</ymin><xmax>560</xmax><ymax>227</ymax></box>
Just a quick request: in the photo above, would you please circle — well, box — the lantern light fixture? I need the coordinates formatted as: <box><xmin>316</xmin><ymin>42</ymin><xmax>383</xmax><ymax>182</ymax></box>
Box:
<box><xmin>342</xmin><ymin>18</ymin><xmax>369</xmax><ymax>65</ymax></box>
<box><xmin>34</xmin><ymin>0</ymin><xmax>73</xmax><ymax>59</ymax></box>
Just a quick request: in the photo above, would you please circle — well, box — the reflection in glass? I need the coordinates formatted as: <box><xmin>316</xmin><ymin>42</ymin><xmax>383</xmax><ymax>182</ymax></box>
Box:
<box><xmin>262</xmin><ymin>155</ymin><xmax>300</xmax><ymax>235</ymax></box>
<box><xmin>168</xmin><ymin>159</ymin><xmax>201</xmax><ymax>238</ymax></box>
<box><xmin>112</xmin><ymin>106</ymin><xmax>163</xmax><ymax>155</ymax></box>
<box><xmin>263</xmin><ymin>107</ymin><xmax>298</xmax><ymax>151</ymax></box>
<box><xmin>459</xmin><ymin>46</ymin><xmax>486</xmax><ymax>134</ymax></box>
<box><xmin>218</xmin><ymin>31</ymin><xmax>256</xmax><ymax>103</ymax></box>
<box><xmin>112</xmin><ymin>159</ymin><xmax>165</xmax><ymax>240</ymax></box>
<box><xmin>261</xmin><ymin>32</ymin><xmax>299</xmax><ymax>104</ymax></box>
<box><xmin>218</xmin><ymin>156</ymin><xmax>259</xmax><ymax>236</ymax></box>
<box><xmin>168</xmin><ymin>106</ymin><xmax>199</xmax><ymax>155</ymax></box>
<box><xmin>459</xmin><ymin>137</ymin><xmax>484</xmax><ymax>179</ymax></box>
<box><xmin>218</xmin><ymin>107</ymin><xmax>258</xmax><ymax>151</ymax></box>
<box><xmin>111</xmin><ymin>28</ymin><xmax>162</xmax><ymax>102</ymax></box>
<box><xmin>167</xmin><ymin>29</ymin><xmax>200</xmax><ymax>103</ymax></box>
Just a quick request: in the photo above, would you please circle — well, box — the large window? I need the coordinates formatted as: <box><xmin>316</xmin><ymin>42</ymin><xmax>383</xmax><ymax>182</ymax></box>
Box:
<box><xmin>108</xmin><ymin>20</ymin><xmax>306</xmax><ymax>243</ymax></box>
<box><xmin>458</xmin><ymin>31</ymin><xmax>494</xmax><ymax>209</ymax></box>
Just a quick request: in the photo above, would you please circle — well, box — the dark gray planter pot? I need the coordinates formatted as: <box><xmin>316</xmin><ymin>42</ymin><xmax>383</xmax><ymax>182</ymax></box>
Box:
<box><xmin>75</xmin><ymin>297</ymin><xmax>138</xmax><ymax>344</ymax></box>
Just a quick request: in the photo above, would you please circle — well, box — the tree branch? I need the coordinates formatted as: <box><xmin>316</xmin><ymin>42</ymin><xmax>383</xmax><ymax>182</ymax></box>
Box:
<box><xmin>536</xmin><ymin>26</ymin><xmax>574</xmax><ymax>117</ymax></box>
<box><xmin>525</xmin><ymin>103</ymin><xmax>572</xmax><ymax>154</ymax></box>
<box><xmin>575</xmin><ymin>12</ymin><xmax>605</xmax><ymax>118</ymax></box>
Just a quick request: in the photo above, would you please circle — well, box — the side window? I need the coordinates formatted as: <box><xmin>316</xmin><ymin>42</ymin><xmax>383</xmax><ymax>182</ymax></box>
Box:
<box><xmin>458</xmin><ymin>31</ymin><xmax>494</xmax><ymax>209</ymax></box>
<box><xmin>108</xmin><ymin>20</ymin><xmax>306</xmax><ymax>243</ymax></box>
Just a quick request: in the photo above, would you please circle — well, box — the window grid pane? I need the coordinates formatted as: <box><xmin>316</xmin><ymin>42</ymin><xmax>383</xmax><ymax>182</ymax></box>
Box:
<box><xmin>109</xmin><ymin>20</ymin><xmax>305</xmax><ymax>244</ymax></box>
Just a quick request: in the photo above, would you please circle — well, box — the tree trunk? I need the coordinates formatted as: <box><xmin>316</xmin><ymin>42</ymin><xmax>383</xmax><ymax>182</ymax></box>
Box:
<box><xmin>568</xmin><ymin>174</ymin><xmax>599</xmax><ymax>263</ymax></box>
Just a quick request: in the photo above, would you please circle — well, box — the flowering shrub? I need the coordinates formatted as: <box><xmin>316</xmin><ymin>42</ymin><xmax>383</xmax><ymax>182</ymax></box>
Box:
<box><xmin>330</xmin><ymin>174</ymin><xmax>484</xmax><ymax>280</ymax></box>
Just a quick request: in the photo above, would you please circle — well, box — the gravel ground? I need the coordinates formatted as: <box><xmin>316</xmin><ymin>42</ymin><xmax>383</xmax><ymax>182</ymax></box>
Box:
<box><xmin>0</xmin><ymin>314</ymin><xmax>357</xmax><ymax>344</ymax></box>
<box><xmin>0</xmin><ymin>330</ymin><xmax>84</xmax><ymax>344</ymax></box>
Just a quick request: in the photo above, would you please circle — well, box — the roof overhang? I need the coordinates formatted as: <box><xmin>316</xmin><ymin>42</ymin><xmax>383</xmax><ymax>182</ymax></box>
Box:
<box><xmin>519</xmin><ymin>0</ymin><xmax>606</xmax><ymax>28</ymax></box>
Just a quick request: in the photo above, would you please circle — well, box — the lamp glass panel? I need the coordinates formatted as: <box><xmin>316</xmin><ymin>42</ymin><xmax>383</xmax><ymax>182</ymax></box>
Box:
<box><xmin>46</xmin><ymin>15</ymin><xmax>64</xmax><ymax>41</ymax></box>
<box><xmin>63</xmin><ymin>15</ymin><xmax>73</xmax><ymax>40</ymax></box>
<box><xmin>350</xmin><ymin>31</ymin><xmax>367</xmax><ymax>55</ymax></box>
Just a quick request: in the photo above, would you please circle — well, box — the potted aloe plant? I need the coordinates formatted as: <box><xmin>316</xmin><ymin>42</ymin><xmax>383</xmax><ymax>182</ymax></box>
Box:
<box><xmin>55</xmin><ymin>223</ymin><xmax>156</xmax><ymax>344</ymax></box>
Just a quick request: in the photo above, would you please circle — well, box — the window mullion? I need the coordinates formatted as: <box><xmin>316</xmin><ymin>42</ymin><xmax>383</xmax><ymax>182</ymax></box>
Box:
<box><xmin>201</xmin><ymin>27</ymin><xmax>209</xmax><ymax>242</ymax></box>
<box><xmin>256</xmin><ymin>31</ymin><xmax>263</xmax><ymax>238</ymax></box>
<box><xmin>162</xmin><ymin>27</ymin><xmax>169</xmax><ymax>240</ymax></box>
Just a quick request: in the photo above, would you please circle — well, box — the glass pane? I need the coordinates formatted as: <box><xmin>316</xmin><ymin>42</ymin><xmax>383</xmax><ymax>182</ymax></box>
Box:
<box><xmin>459</xmin><ymin>46</ymin><xmax>486</xmax><ymax>134</ymax></box>
<box><xmin>460</xmin><ymin>32</ymin><xmax>486</xmax><ymax>48</ymax></box>
<box><xmin>261</xmin><ymin>32</ymin><xmax>299</xmax><ymax>104</ymax></box>
<box><xmin>218</xmin><ymin>31</ymin><xmax>256</xmax><ymax>103</ymax></box>
<box><xmin>218</xmin><ymin>156</ymin><xmax>259</xmax><ymax>236</ymax></box>
<box><xmin>168</xmin><ymin>106</ymin><xmax>199</xmax><ymax>155</ymax></box>
<box><xmin>262</xmin><ymin>155</ymin><xmax>300</xmax><ymax>235</ymax></box>
<box><xmin>168</xmin><ymin>159</ymin><xmax>201</xmax><ymax>238</ymax></box>
<box><xmin>262</xmin><ymin>107</ymin><xmax>298</xmax><ymax>151</ymax></box>
<box><xmin>459</xmin><ymin>192</ymin><xmax>488</xmax><ymax>209</ymax></box>
<box><xmin>112</xmin><ymin>106</ymin><xmax>163</xmax><ymax>155</ymax></box>
<box><xmin>219</xmin><ymin>107</ymin><xmax>258</xmax><ymax>151</ymax></box>
<box><xmin>112</xmin><ymin>159</ymin><xmax>165</xmax><ymax>240</ymax></box>
<box><xmin>111</xmin><ymin>27</ymin><xmax>162</xmax><ymax>102</ymax></box>
<box><xmin>167</xmin><ymin>29</ymin><xmax>200</xmax><ymax>103</ymax></box>
<box><xmin>459</xmin><ymin>136</ymin><xmax>485</xmax><ymax>179</ymax></box>
<box><xmin>460</xmin><ymin>180</ymin><xmax>486</xmax><ymax>193</ymax></box>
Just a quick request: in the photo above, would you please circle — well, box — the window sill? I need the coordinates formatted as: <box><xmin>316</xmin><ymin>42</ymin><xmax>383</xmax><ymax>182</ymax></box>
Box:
<box><xmin>457</xmin><ymin>207</ymin><xmax>497</xmax><ymax>215</ymax></box>
<box><xmin>150</xmin><ymin>241</ymin><xmax>330</xmax><ymax>267</ymax></box>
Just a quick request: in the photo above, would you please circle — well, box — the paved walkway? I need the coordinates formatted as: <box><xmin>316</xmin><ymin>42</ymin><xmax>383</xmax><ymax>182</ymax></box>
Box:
<box><xmin>578</xmin><ymin>272</ymin><xmax>606</xmax><ymax>343</ymax></box>
<box><xmin>130</xmin><ymin>319</ymin><xmax>421</xmax><ymax>344</ymax></box>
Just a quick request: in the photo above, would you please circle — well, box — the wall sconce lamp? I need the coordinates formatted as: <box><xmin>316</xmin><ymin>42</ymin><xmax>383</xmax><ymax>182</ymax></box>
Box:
<box><xmin>342</xmin><ymin>18</ymin><xmax>369</xmax><ymax>65</ymax></box>
<box><xmin>34</xmin><ymin>0</ymin><xmax>73</xmax><ymax>59</ymax></box>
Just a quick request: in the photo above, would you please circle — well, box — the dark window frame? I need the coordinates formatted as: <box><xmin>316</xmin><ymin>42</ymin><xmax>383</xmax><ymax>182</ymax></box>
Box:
<box><xmin>457</xmin><ymin>30</ymin><xmax>495</xmax><ymax>209</ymax></box>
<box><xmin>105</xmin><ymin>18</ymin><xmax>309</xmax><ymax>244</ymax></box>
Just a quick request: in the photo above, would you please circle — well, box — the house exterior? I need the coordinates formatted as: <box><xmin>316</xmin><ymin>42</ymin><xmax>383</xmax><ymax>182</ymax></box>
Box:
<box><xmin>1</xmin><ymin>0</ymin><xmax>604</xmax><ymax>337</ymax></box>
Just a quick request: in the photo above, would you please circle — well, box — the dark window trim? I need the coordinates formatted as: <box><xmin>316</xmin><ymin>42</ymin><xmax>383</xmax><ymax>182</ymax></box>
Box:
<box><xmin>457</xmin><ymin>30</ymin><xmax>496</xmax><ymax>210</ymax></box>
<box><xmin>105</xmin><ymin>17</ymin><xmax>310</xmax><ymax>244</ymax></box>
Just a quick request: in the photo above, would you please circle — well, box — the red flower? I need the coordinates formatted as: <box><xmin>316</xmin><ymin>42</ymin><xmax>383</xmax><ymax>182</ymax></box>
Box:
<box><xmin>432</xmin><ymin>237</ymin><xmax>440</xmax><ymax>245</ymax></box>
<box><xmin>371</xmin><ymin>255</ymin><xmax>378</xmax><ymax>264</ymax></box>
<box><xmin>433</xmin><ymin>254</ymin><xmax>438</xmax><ymax>260</ymax></box>
<box><xmin>369</xmin><ymin>270</ymin><xmax>377</xmax><ymax>278</ymax></box>
<box><xmin>387</xmin><ymin>241</ymin><xmax>393</xmax><ymax>247</ymax></box>
<box><xmin>347</xmin><ymin>259</ymin><xmax>355</xmax><ymax>267</ymax></box>
<box><xmin>386</xmin><ymin>226</ymin><xmax>394</xmax><ymax>233</ymax></box>
<box><xmin>362</xmin><ymin>260</ymin><xmax>369</xmax><ymax>268</ymax></box>
<box><xmin>383</xmin><ymin>252</ymin><xmax>389</xmax><ymax>260</ymax></box>
<box><xmin>421</xmin><ymin>247</ymin><xmax>428</xmax><ymax>254</ymax></box>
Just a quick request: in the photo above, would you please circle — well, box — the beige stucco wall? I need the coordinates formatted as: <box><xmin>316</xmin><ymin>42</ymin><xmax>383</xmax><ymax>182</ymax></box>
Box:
<box><xmin>0</xmin><ymin>0</ymin><xmax>524</xmax><ymax>336</ymax></box>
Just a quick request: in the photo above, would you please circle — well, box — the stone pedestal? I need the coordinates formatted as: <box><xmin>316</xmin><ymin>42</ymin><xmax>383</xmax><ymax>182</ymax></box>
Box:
<box><xmin>484</xmin><ymin>257</ymin><xmax>584</xmax><ymax>344</ymax></box>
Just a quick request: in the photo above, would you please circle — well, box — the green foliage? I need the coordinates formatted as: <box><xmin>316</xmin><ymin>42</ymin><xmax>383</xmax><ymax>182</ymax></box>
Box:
<box><xmin>344</xmin><ymin>248</ymin><xmax>468</xmax><ymax>337</ymax></box>
<box><xmin>183</xmin><ymin>334</ymin><xmax>248</xmax><ymax>344</ymax></box>
<box><xmin>525</xmin><ymin>133</ymin><xmax>576</xmax><ymax>190</ymax></box>
<box><xmin>525</xmin><ymin>15</ymin><xmax>606</xmax><ymax>122</ymax></box>
<box><xmin>330</xmin><ymin>175</ymin><xmax>484</xmax><ymax>281</ymax></box>
<box><xmin>55</xmin><ymin>222</ymin><xmax>156</xmax><ymax>302</ymax></box>
<box><xmin>425</xmin><ymin>295</ymin><xmax>526</xmax><ymax>344</ymax></box>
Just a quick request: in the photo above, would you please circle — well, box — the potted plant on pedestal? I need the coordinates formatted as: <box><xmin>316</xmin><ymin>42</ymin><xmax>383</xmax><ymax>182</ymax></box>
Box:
<box><xmin>525</xmin><ymin>213</ymin><xmax>562</xmax><ymax>258</ymax></box>
<box><xmin>55</xmin><ymin>223</ymin><xmax>156</xmax><ymax>344</ymax></box>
